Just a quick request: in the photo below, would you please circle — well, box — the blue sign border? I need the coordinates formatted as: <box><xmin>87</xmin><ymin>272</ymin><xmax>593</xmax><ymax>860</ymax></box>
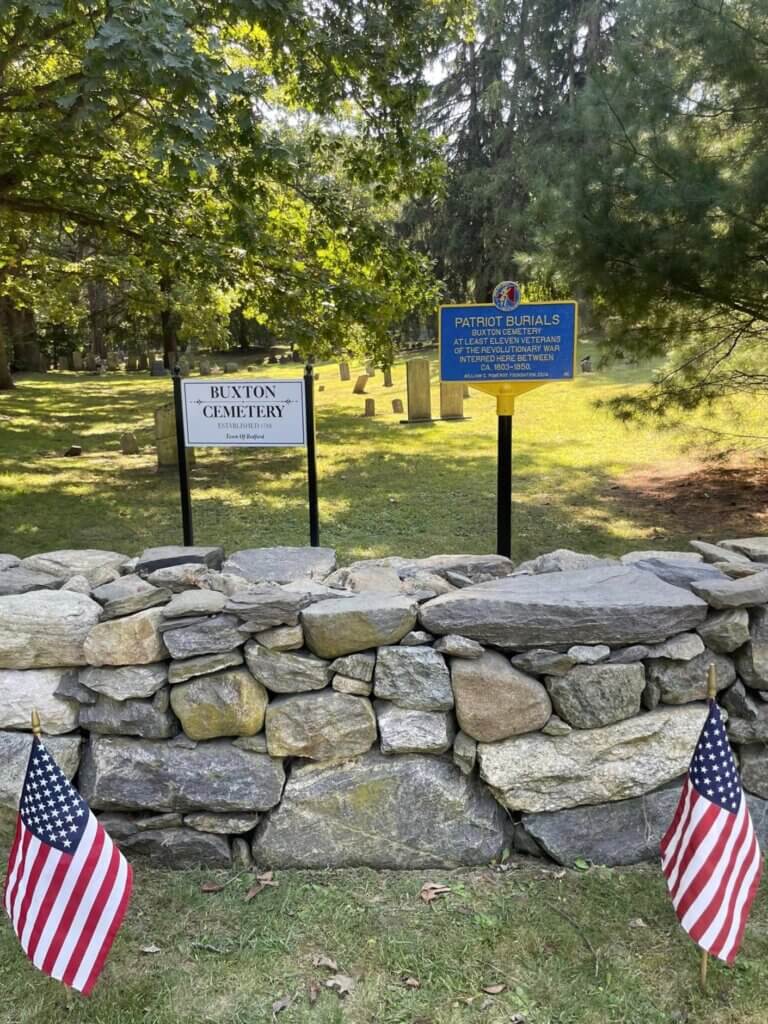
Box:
<box><xmin>439</xmin><ymin>301</ymin><xmax>578</xmax><ymax>383</ymax></box>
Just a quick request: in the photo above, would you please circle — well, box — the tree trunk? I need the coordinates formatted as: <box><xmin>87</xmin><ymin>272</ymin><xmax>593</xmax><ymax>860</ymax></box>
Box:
<box><xmin>86</xmin><ymin>279</ymin><xmax>108</xmax><ymax>357</ymax></box>
<box><xmin>1</xmin><ymin>296</ymin><xmax>40</xmax><ymax>371</ymax></box>
<box><xmin>0</xmin><ymin>312</ymin><xmax>13</xmax><ymax>388</ymax></box>
<box><xmin>160</xmin><ymin>275</ymin><xmax>178</xmax><ymax>368</ymax></box>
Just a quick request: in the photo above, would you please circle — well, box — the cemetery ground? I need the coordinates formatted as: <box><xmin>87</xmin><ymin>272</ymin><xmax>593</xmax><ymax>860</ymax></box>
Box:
<box><xmin>0</xmin><ymin>351</ymin><xmax>765</xmax><ymax>563</ymax></box>
<box><xmin>0</xmin><ymin>840</ymin><xmax>767</xmax><ymax>1024</ymax></box>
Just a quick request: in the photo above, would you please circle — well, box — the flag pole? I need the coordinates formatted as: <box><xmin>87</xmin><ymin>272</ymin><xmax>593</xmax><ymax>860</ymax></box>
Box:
<box><xmin>700</xmin><ymin>663</ymin><xmax>718</xmax><ymax>990</ymax></box>
<box><xmin>31</xmin><ymin>709</ymin><xmax>41</xmax><ymax>738</ymax></box>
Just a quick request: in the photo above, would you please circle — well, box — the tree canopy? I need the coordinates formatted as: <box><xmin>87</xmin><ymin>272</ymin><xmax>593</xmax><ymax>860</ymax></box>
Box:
<box><xmin>534</xmin><ymin>0</ymin><xmax>768</xmax><ymax>416</ymax></box>
<box><xmin>0</xmin><ymin>0</ymin><xmax>457</xmax><ymax>382</ymax></box>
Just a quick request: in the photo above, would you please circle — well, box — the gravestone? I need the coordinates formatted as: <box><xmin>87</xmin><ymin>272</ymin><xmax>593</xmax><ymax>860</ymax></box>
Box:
<box><xmin>154</xmin><ymin>404</ymin><xmax>195</xmax><ymax>469</ymax></box>
<box><xmin>125</xmin><ymin>357</ymin><xmax>138</xmax><ymax>372</ymax></box>
<box><xmin>383</xmin><ymin>367</ymin><xmax>393</xmax><ymax>387</ymax></box>
<box><xmin>120</xmin><ymin>432</ymin><xmax>140</xmax><ymax>455</ymax></box>
<box><xmin>339</xmin><ymin>362</ymin><xmax>350</xmax><ymax>381</ymax></box>
<box><xmin>199</xmin><ymin>359</ymin><xmax>211</xmax><ymax>375</ymax></box>
<box><xmin>138</xmin><ymin>353</ymin><xmax>149</xmax><ymax>371</ymax></box>
<box><xmin>57</xmin><ymin>356</ymin><xmax>68</xmax><ymax>371</ymax></box>
<box><xmin>364</xmin><ymin>399</ymin><xmax>375</xmax><ymax>417</ymax></box>
<box><xmin>392</xmin><ymin>398</ymin><xmax>404</xmax><ymax>414</ymax></box>
<box><xmin>71</xmin><ymin>351</ymin><xmax>84</xmax><ymax>371</ymax></box>
<box><xmin>406</xmin><ymin>358</ymin><xmax>432</xmax><ymax>422</ymax></box>
<box><xmin>150</xmin><ymin>359</ymin><xmax>166</xmax><ymax>377</ymax></box>
<box><xmin>353</xmin><ymin>375</ymin><xmax>368</xmax><ymax>395</ymax></box>
<box><xmin>225</xmin><ymin>362</ymin><xmax>238</xmax><ymax>373</ymax></box>
<box><xmin>85</xmin><ymin>353</ymin><xmax>97</xmax><ymax>372</ymax></box>
<box><xmin>440</xmin><ymin>382</ymin><xmax>464</xmax><ymax>420</ymax></box>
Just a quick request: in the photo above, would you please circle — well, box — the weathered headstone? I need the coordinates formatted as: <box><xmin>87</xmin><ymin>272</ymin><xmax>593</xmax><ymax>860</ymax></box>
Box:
<box><xmin>440</xmin><ymin>382</ymin><xmax>464</xmax><ymax>420</ymax></box>
<box><xmin>71</xmin><ymin>351</ymin><xmax>84</xmax><ymax>371</ymax></box>
<box><xmin>353</xmin><ymin>374</ymin><xmax>368</xmax><ymax>394</ymax></box>
<box><xmin>150</xmin><ymin>358</ymin><xmax>166</xmax><ymax>377</ymax></box>
<box><xmin>120</xmin><ymin>432</ymin><xmax>140</xmax><ymax>455</ymax></box>
<box><xmin>125</xmin><ymin>357</ymin><xmax>138</xmax><ymax>372</ymax></box>
<box><xmin>364</xmin><ymin>399</ymin><xmax>375</xmax><ymax>417</ymax></box>
<box><xmin>339</xmin><ymin>361</ymin><xmax>350</xmax><ymax>381</ymax></box>
<box><xmin>199</xmin><ymin>358</ymin><xmax>211</xmax><ymax>375</ymax></box>
<box><xmin>406</xmin><ymin>358</ymin><xmax>432</xmax><ymax>421</ymax></box>
<box><xmin>383</xmin><ymin>367</ymin><xmax>393</xmax><ymax>387</ymax></box>
<box><xmin>57</xmin><ymin>356</ymin><xmax>68</xmax><ymax>371</ymax></box>
<box><xmin>154</xmin><ymin>403</ymin><xmax>195</xmax><ymax>469</ymax></box>
<box><xmin>392</xmin><ymin>398</ymin><xmax>404</xmax><ymax>414</ymax></box>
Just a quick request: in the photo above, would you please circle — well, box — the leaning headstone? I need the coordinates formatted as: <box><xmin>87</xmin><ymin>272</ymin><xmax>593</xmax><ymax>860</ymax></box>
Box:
<box><xmin>154</xmin><ymin>403</ymin><xmax>195</xmax><ymax>469</ymax></box>
<box><xmin>120</xmin><ymin>432</ymin><xmax>140</xmax><ymax>455</ymax></box>
<box><xmin>339</xmin><ymin>361</ymin><xmax>350</xmax><ymax>381</ymax></box>
<box><xmin>150</xmin><ymin>358</ymin><xmax>166</xmax><ymax>377</ymax></box>
<box><xmin>364</xmin><ymin>399</ymin><xmax>375</xmax><ymax>417</ymax></box>
<box><xmin>353</xmin><ymin>374</ymin><xmax>368</xmax><ymax>394</ymax></box>
<box><xmin>71</xmin><ymin>351</ymin><xmax>84</xmax><ymax>371</ymax></box>
<box><xmin>383</xmin><ymin>367</ymin><xmax>393</xmax><ymax>387</ymax></box>
<box><xmin>406</xmin><ymin>358</ymin><xmax>432</xmax><ymax>421</ymax></box>
<box><xmin>440</xmin><ymin>382</ymin><xmax>464</xmax><ymax>420</ymax></box>
<box><xmin>392</xmin><ymin>398</ymin><xmax>404</xmax><ymax>414</ymax></box>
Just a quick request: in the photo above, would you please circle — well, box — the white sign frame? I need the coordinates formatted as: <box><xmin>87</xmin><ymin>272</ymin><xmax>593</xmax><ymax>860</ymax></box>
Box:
<box><xmin>180</xmin><ymin>378</ymin><xmax>307</xmax><ymax>448</ymax></box>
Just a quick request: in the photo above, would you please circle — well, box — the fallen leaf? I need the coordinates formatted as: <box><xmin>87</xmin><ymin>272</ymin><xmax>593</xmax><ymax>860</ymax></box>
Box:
<box><xmin>308</xmin><ymin>980</ymin><xmax>321</xmax><ymax>1005</ymax></box>
<box><xmin>402</xmin><ymin>976</ymin><xmax>421</xmax><ymax>989</ymax></box>
<box><xmin>312</xmin><ymin>954</ymin><xmax>339</xmax><ymax>971</ymax></box>
<box><xmin>200</xmin><ymin>881</ymin><xmax>225</xmax><ymax>894</ymax></box>
<box><xmin>629</xmin><ymin>917</ymin><xmax>648</xmax><ymax>929</ymax></box>
<box><xmin>573</xmin><ymin>858</ymin><xmax>590</xmax><ymax>871</ymax></box>
<box><xmin>482</xmin><ymin>983</ymin><xmax>506</xmax><ymax>995</ymax></box>
<box><xmin>325</xmin><ymin>973</ymin><xmax>355</xmax><ymax>997</ymax></box>
<box><xmin>140</xmin><ymin>944</ymin><xmax>161</xmax><ymax>955</ymax></box>
<box><xmin>419</xmin><ymin>881</ymin><xmax>452</xmax><ymax>904</ymax></box>
<box><xmin>245</xmin><ymin>873</ymin><xmax>280</xmax><ymax>901</ymax></box>
<box><xmin>272</xmin><ymin>993</ymin><xmax>293</xmax><ymax>1016</ymax></box>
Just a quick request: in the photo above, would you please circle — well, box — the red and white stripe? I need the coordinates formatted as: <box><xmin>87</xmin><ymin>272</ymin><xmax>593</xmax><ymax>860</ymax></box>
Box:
<box><xmin>3</xmin><ymin>811</ymin><xmax>132</xmax><ymax>994</ymax></box>
<box><xmin>661</xmin><ymin>778</ymin><xmax>762</xmax><ymax>964</ymax></box>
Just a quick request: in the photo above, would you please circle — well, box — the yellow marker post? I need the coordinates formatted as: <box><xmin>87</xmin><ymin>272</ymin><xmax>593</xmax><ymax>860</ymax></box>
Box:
<box><xmin>438</xmin><ymin>287</ymin><xmax>578</xmax><ymax>557</ymax></box>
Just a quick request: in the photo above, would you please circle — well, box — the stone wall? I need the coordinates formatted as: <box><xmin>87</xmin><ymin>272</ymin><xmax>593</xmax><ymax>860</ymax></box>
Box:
<box><xmin>1</xmin><ymin>538</ymin><xmax>767</xmax><ymax>870</ymax></box>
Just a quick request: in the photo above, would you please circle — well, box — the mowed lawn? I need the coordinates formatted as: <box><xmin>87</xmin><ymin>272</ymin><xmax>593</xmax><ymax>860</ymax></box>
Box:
<box><xmin>0</xmin><ymin>850</ymin><xmax>767</xmax><ymax>1024</ymax></box>
<box><xmin>0</xmin><ymin>351</ymin><xmax>763</xmax><ymax>562</ymax></box>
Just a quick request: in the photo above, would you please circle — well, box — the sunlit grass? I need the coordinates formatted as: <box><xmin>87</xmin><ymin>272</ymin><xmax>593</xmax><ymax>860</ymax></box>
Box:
<box><xmin>0</xmin><ymin>352</ymin><xmax>762</xmax><ymax>561</ymax></box>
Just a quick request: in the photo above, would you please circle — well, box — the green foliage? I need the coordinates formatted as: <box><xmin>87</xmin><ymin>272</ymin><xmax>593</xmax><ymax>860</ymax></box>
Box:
<box><xmin>403</xmin><ymin>0</ymin><xmax>613</xmax><ymax>302</ymax></box>
<box><xmin>535</xmin><ymin>0</ymin><xmax>768</xmax><ymax>416</ymax></box>
<box><xmin>0</xmin><ymin>0</ymin><xmax>456</xmax><ymax>369</ymax></box>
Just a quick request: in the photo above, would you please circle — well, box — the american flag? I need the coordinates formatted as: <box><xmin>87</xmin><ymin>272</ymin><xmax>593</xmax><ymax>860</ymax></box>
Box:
<box><xmin>3</xmin><ymin>736</ymin><xmax>132</xmax><ymax>995</ymax></box>
<box><xmin>661</xmin><ymin>699</ymin><xmax>762</xmax><ymax>963</ymax></box>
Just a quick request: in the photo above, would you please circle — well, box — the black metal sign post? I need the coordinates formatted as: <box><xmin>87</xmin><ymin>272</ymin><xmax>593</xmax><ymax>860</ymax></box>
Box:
<box><xmin>496</xmin><ymin>413</ymin><xmax>513</xmax><ymax>559</ymax></box>
<box><xmin>172</xmin><ymin>365</ymin><xmax>194</xmax><ymax>545</ymax></box>
<box><xmin>303</xmin><ymin>362</ymin><xmax>320</xmax><ymax>546</ymax></box>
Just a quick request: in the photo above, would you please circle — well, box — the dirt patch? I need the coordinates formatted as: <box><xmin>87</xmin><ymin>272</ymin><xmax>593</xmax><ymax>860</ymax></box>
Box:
<box><xmin>606</xmin><ymin>457</ymin><xmax>768</xmax><ymax>541</ymax></box>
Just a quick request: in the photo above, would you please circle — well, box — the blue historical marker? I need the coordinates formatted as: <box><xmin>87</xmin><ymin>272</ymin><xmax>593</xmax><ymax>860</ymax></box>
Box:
<box><xmin>439</xmin><ymin>301</ymin><xmax>577</xmax><ymax>383</ymax></box>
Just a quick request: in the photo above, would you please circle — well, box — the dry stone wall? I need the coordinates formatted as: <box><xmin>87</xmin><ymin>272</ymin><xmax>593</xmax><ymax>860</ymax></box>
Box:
<box><xmin>1</xmin><ymin>538</ymin><xmax>768</xmax><ymax>870</ymax></box>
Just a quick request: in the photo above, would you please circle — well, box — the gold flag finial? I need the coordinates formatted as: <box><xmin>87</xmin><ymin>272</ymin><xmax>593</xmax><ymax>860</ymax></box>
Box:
<box><xmin>707</xmin><ymin>663</ymin><xmax>717</xmax><ymax>701</ymax></box>
<box><xmin>31</xmin><ymin>709</ymin><xmax>42</xmax><ymax>738</ymax></box>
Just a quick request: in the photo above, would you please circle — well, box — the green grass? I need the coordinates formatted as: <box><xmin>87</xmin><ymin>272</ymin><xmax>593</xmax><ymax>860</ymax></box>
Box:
<box><xmin>1</xmin><ymin>856</ymin><xmax>767</xmax><ymax>1024</ymax></box>
<box><xmin>0</xmin><ymin>351</ymin><xmax>762</xmax><ymax>562</ymax></box>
